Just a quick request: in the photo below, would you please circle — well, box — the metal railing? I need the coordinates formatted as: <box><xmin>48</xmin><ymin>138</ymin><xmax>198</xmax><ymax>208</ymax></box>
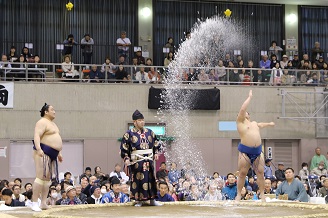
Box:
<box><xmin>0</xmin><ymin>62</ymin><xmax>328</xmax><ymax>86</ymax></box>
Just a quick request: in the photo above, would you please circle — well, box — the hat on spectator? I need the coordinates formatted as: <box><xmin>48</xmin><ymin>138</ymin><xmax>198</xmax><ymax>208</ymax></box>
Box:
<box><xmin>90</xmin><ymin>186</ymin><xmax>100</xmax><ymax>195</ymax></box>
<box><xmin>85</xmin><ymin>167</ymin><xmax>91</xmax><ymax>171</ymax></box>
<box><xmin>294</xmin><ymin>53</ymin><xmax>298</xmax><ymax>56</ymax></box>
<box><xmin>65</xmin><ymin>186</ymin><xmax>75</xmax><ymax>194</ymax></box>
<box><xmin>246</xmin><ymin>186</ymin><xmax>252</xmax><ymax>191</ymax></box>
<box><xmin>132</xmin><ymin>110</ymin><xmax>144</xmax><ymax>120</ymax></box>
<box><xmin>265</xmin><ymin>158</ymin><xmax>272</xmax><ymax>163</ymax></box>
<box><xmin>282</xmin><ymin>55</ymin><xmax>288</xmax><ymax>58</ymax></box>
<box><xmin>278</xmin><ymin>162</ymin><xmax>284</xmax><ymax>165</ymax></box>
<box><xmin>319</xmin><ymin>56</ymin><xmax>323</xmax><ymax>59</ymax></box>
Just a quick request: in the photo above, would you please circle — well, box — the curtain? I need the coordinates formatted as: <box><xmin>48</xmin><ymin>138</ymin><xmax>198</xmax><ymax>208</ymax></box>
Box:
<box><xmin>0</xmin><ymin>0</ymin><xmax>137</xmax><ymax>64</ymax></box>
<box><xmin>154</xmin><ymin>0</ymin><xmax>284</xmax><ymax>67</ymax></box>
<box><xmin>300</xmin><ymin>6</ymin><xmax>328</xmax><ymax>58</ymax></box>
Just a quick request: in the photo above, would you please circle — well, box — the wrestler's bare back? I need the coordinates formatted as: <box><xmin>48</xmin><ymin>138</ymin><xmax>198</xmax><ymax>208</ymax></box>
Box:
<box><xmin>37</xmin><ymin>118</ymin><xmax>62</xmax><ymax>151</ymax></box>
<box><xmin>237</xmin><ymin>120</ymin><xmax>262</xmax><ymax>147</ymax></box>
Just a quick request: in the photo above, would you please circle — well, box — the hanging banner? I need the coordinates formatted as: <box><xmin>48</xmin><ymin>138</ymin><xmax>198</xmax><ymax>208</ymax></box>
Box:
<box><xmin>0</xmin><ymin>82</ymin><xmax>14</xmax><ymax>108</ymax></box>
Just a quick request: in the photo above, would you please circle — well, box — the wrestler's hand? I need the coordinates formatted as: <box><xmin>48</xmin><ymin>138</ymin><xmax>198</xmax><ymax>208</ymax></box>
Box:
<box><xmin>270</xmin><ymin>122</ymin><xmax>275</xmax><ymax>126</ymax></box>
<box><xmin>37</xmin><ymin>149</ymin><xmax>44</xmax><ymax>157</ymax></box>
<box><xmin>58</xmin><ymin>154</ymin><xmax>63</xmax><ymax>163</ymax></box>
<box><xmin>249</xmin><ymin>90</ymin><xmax>252</xmax><ymax>98</ymax></box>
<box><xmin>154</xmin><ymin>154</ymin><xmax>159</xmax><ymax>161</ymax></box>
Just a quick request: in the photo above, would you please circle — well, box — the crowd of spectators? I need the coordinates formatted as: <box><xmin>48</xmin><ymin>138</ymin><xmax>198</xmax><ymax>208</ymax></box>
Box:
<box><xmin>1</xmin><ymin>33</ymin><xmax>328</xmax><ymax>86</ymax></box>
<box><xmin>1</xmin><ymin>147</ymin><xmax>328</xmax><ymax>208</ymax></box>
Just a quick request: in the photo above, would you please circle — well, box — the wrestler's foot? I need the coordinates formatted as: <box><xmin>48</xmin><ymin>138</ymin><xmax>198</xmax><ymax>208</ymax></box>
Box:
<box><xmin>259</xmin><ymin>194</ymin><xmax>266</xmax><ymax>202</ymax></box>
<box><xmin>150</xmin><ymin>199</ymin><xmax>162</xmax><ymax>206</ymax></box>
<box><xmin>134</xmin><ymin>201</ymin><xmax>143</xmax><ymax>207</ymax></box>
<box><xmin>30</xmin><ymin>202</ymin><xmax>42</xmax><ymax>212</ymax></box>
<box><xmin>40</xmin><ymin>203</ymin><xmax>50</xmax><ymax>210</ymax></box>
<box><xmin>235</xmin><ymin>195</ymin><xmax>241</xmax><ymax>202</ymax></box>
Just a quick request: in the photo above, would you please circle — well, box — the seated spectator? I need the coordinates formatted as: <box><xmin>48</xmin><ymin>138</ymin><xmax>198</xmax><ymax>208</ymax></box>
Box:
<box><xmin>109</xmin><ymin>163</ymin><xmax>129</xmax><ymax>184</ymax></box>
<box><xmin>61</xmin><ymin>172</ymin><xmax>74</xmax><ymax>184</ymax></box>
<box><xmin>281</xmin><ymin>69</ymin><xmax>294</xmax><ymax>86</ymax></box>
<box><xmin>264</xmin><ymin>178</ymin><xmax>274</xmax><ymax>194</ymax></box>
<box><xmin>87</xmin><ymin>186</ymin><xmax>103</xmax><ymax>204</ymax></box>
<box><xmin>259</xmin><ymin>55</ymin><xmax>271</xmax><ymax>69</ymax></box>
<box><xmin>55</xmin><ymin>190</ymin><xmax>67</xmax><ymax>205</ymax></box>
<box><xmin>120</xmin><ymin>183</ymin><xmax>130</xmax><ymax>197</ymax></box>
<box><xmin>12</xmin><ymin>184</ymin><xmax>25</xmax><ymax>202</ymax></box>
<box><xmin>186</xmin><ymin>184</ymin><xmax>202</xmax><ymax>201</ymax></box>
<box><xmin>208</xmin><ymin>69</ymin><xmax>219</xmax><ymax>83</ymax></box>
<box><xmin>0</xmin><ymin>54</ymin><xmax>12</xmax><ymax>79</ymax></box>
<box><xmin>101</xmin><ymin>177</ymin><xmax>129</xmax><ymax>203</ymax></box>
<box><xmin>318</xmin><ymin>178</ymin><xmax>328</xmax><ymax>201</ymax></box>
<box><xmin>156</xmin><ymin>181</ymin><xmax>175</xmax><ymax>202</ymax></box>
<box><xmin>222</xmin><ymin>173</ymin><xmax>237</xmax><ymax>200</ymax></box>
<box><xmin>61</xmin><ymin>186</ymin><xmax>82</xmax><ymax>205</ymax></box>
<box><xmin>275</xmin><ymin>168</ymin><xmax>308</xmax><ymax>202</ymax></box>
<box><xmin>156</xmin><ymin>162</ymin><xmax>168</xmax><ymax>180</ymax></box>
<box><xmin>227</xmin><ymin>61</ymin><xmax>239</xmax><ymax>85</ymax></box>
<box><xmin>1</xmin><ymin>188</ymin><xmax>25</xmax><ymax>207</ymax></box>
<box><xmin>148</xmin><ymin>67</ymin><xmax>160</xmax><ymax>84</ymax></box>
<box><xmin>300</xmin><ymin>54</ymin><xmax>312</xmax><ymax>69</ymax></box>
<box><xmin>21</xmin><ymin>46</ymin><xmax>33</xmax><ymax>62</ymax></box>
<box><xmin>270</xmin><ymin>62</ymin><xmax>282</xmax><ymax>85</ymax></box>
<box><xmin>270</xmin><ymin>54</ymin><xmax>279</xmax><ymax>69</ymax></box>
<box><xmin>315</xmin><ymin>56</ymin><xmax>325</xmax><ymax>70</ymax></box>
<box><xmin>164</xmin><ymin>52</ymin><xmax>173</xmax><ymax>68</ymax></box>
<box><xmin>280</xmin><ymin>55</ymin><xmax>289</xmax><ymax>69</ymax></box>
<box><xmin>75</xmin><ymin>184</ymin><xmax>87</xmax><ymax>204</ymax></box>
<box><xmin>298</xmin><ymin>162</ymin><xmax>309</xmax><ymax>183</ymax></box>
<box><xmin>214</xmin><ymin>60</ymin><xmax>226</xmax><ymax>81</ymax></box>
<box><xmin>144</xmin><ymin>58</ymin><xmax>153</xmax><ymax>72</ymax></box>
<box><xmin>316</xmin><ymin>175</ymin><xmax>326</xmax><ymax>190</ymax></box>
<box><xmin>89</xmin><ymin>65</ymin><xmax>104</xmax><ymax>83</ymax></box>
<box><xmin>61</xmin><ymin>55</ymin><xmax>79</xmax><ymax>80</ymax></box>
<box><xmin>321</xmin><ymin>67</ymin><xmax>328</xmax><ymax>84</ymax></box>
<box><xmin>101</xmin><ymin>57</ymin><xmax>115</xmax><ymax>80</ymax></box>
<box><xmin>310</xmin><ymin>161</ymin><xmax>327</xmax><ymax>176</ymax></box>
<box><xmin>177</xmin><ymin>180</ymin><xmax>191</xmax><ymax>201</ymax></box>
<box><xmin>275</xmin><ymin>162</ymin><xmax>286</xmax><ymax>181</ymax></box>
<box><xmin>198</xmin><ymin>69</ymin><xmax>209</xmax><ymax>84</ymax></box>
<box><xmin>248</xmin><ymin>176</ymin><xmax>258</xmax><ymax>192</ymax></box>
<box><xmin>94</xmin><ymin>166</ymin><xmax>106</xmax><ymax>180</ymax></box>
<box><xmin>135</xmin><ymin>49</ymin><xmax>145</xmax><ymax>65</ymax></box>
<box><xmin>7</xmin><ymin>46</ymin><xmax>18</xmax><ymax>62</ymax></box>
<box><xmin>46</xmin><ymin>186</ymin><xmax>58</xmax><ymax>206</ymax></box>
<box><xmin>11</xmin><ymin>55</ymin><xmax>26</xmax><ymax>80</ymax></box>
<box><xmin>22</xmin><ymin>183</ymin><xmax>32</xmax><ymax>196</ymax></box>
<box><xmin>115</xmin><ymin>64</ymin><xmax>130</xmax><ymax>82</ymax></box>
<box><xmin>204</xmin><ymin>182</ymin><xmax>222</xmax><ymax>201</ymax></box>
<box><xmin>29</xmin><ymin>55</ymin><xmax>44</xmax><ymax>81</ymax></box>
<box><xmin>136</xmin><ymin>65</ymin><xmax>150</xmax><ymax>83</ymax></box>
<box><xmin>168</xmin><ymin>162</ymin><xmax>180</xmax><ymax>186</ymax></box>
<box><xmin>165</xmin><ymin>37</ymin><xmax>174</xmax><ymax>54</ymax></box>
<box><xmin>303</xmin><ymin>183</ymin><xmax>313</xmax><ymax>200</ymax></box>
<box><xmin>80</xmin><ymin>167</ymin><xmax>92</xmax><ymax>181</ymax></box>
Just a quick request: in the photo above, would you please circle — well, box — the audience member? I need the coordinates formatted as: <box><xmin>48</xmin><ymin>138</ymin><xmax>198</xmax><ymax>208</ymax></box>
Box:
<box><xmin>264</xmin><ymin>159</ymin><xmax>274</xmax><ymax>178</ymax></box>
<box><xmin>101</xmin><ymin>177</ymin><xmax>129</xmax><ymax>203</ymax></box>
<box><xmin>101</xmin><ymin>57</ymin><xmax>115</xmax><ymax>80</ymax></box>
<box><xmin>75</xmin><ymin>184</ymin><xmax>87</xmax><ymax>204</ymax></box>
<box><xmin>311</xmin><ymin>42</ymin><xmax>324</xmax><ymax>63</ymax></box>
<box><xmin>7</xmin><ymin>46</ymin><xmax>18</xmax><ymax>62</ymax></box>
<box><xmin>165</xmin><ymin>37</ymin><xmax>175</xmax><ymax>54</ymax></box>
<box><xmin>11</xmin><ymin>184</ymin><xmax>25</xmax><ymax>202</ymax></box>
<box><xmin>55</xmin><ymin>190</ymin><xmax>67</xmax><ymax>205</ymax></box>
<box><xmin>109</xmin><ymin>163</ymin><xmax>129</xmax><ymax>184</ymax></box>
<box><xmin>269</xmin><ymin>40</ymin><xmax>283</xmax><ymax>60</ymax></box>
<box><xmin>310</xmin><ymin>161</ymin><xmax>327</xmax><ymax>176</ymax></box>
<box><xmin>80</xmin><ymin>167</ymin><xmax>92</xmax><ymax>181</ymax></box>
<box><xmin>156</xmin><ymin>181</ymin><xmax>175</xmax><ymax>202</ymax></box>
<box><xmin>115</xmin><ymin>64</ymin><xmax>130</xmax><ymax>82</ymax></box>
<box><xmin>62</xmin><ymin>34</ymin><xmax>77</xmax><ymax>61</ymax></box>
<box><xmin>204</xmin><ymin>182</ymin><xmax>222</xmax><ymax>201</ymax></box>
<box><xmin>1</xmin><ymin>188</ymin><xmax>25</xmax><ymax>207</ymax></box>
<box><xmin>275</xmin><ymin>168</ymin><xmax>308</xmax><ymax>202</ymax></box>
<box><xmin>80</xmin><ymin>33</ymin><xmax>94</xmax><ymax>65</ymax></box>
<box><xmin>21</xmin><ymin>46</ymin><xmax>33</xmax><ymax>62</ymax></box>
<box><xmin>298</xmin><ymin>162</ymin><xmax>309</xmax><ymax>183</ymax></box>
<box><xmin>156</xmin><ymin>162</ymin><xmax>169</xmax><ymax>180</ymax></box>
<box><xmin>164</xmin><ymin>52</ymin><xmax>174</xmax><ymax>67</ymax></box>
<box><xmin>275</xmin><ymin>162</ymin><xmax>286</xmax><ymax>181</ymax></box>
<box><xmin>61</xmin><ymin>186</ymin><xmax>82</xmax><ymax>205</ymax></box>
<box><xmin>168</xmin><ymin>162</ymin><xmax>180</xmax><ymax>186</ymax></box>
<box><xmin>86</xmin><ymin>186</ymin><xmax>103</xmax><ymax>204</ymax></box>
<box><xmin>61</xmin><ymin>55</ymin><xmax>79</xmax><ymax>80</ymax></box>
<box><xmin>318</xmin><ymin>177</ymin><xmax>328</xmax><ymax>201</ymax></box>
<box><xmin>310</xmin><ymin>147</ymin><xmax>327</xmax><ymax>170</ymax></box>
<box><xmin>46</xmin><ymin>186</ymin><xmax>58</xmax><ymax>206</ymax></box>
<box><xmin>89</xmin><ymin>65</ymin><xmax>104</xmax><ymax>83</ymax></box>
<box><xmin>135</xmin><ymin>49</ymin><xmax>145</xmax><ymax>65</ymax></box>
<box><xmin>222</xmin><ymin>173</ymin><xmax>237</xmax><ymax>200</ymax></box>
<box><xmin>136</xmin><ymin>65</ymin><xmax>150</xmax><ymax>83</ymax></box>
<box><xmin>116</xmin><ymin>31</ymin><xmax>131</xmax><ymax>59</ymax></box>
<box><xmin>264</xmin><ymin>178</ymin><xmax>273</xmax><ymax>194</ymax></box>
<box><xmin>280</xmin><ymin>55</ymin><xmax>289</xmax><ymax>69</ymax></box>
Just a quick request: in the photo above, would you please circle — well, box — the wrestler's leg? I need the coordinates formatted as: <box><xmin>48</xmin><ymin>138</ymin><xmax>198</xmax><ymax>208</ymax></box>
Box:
<box><xmin>253</xmin><ymin>153</ymin><xmax>265</xmax><ymax>201</ymax></box>
<box><xmin>31</xmin><ymin>151</ymin><xmax>44</xmax><ymax>211</ymax></box>
<box><xmin>40</xmin><ymin>180</ymin><xmax>51</xmax><ymax>209</ymax></box>
<box><xmin>236</xmin><ymin>152</ymin><xmax>251</xmax><ymax>201</ymax></box>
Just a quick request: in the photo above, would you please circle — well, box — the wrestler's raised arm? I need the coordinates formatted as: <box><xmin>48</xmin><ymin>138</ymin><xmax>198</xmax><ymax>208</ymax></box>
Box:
<box><xmin>257</xmin><ymin>122</ymin><xmax>275</xmax><ymax>128</ymax></box>
<box><xmin>237</xmin><ymin>90</ymin><xmax>252</xmax><ymax>122</ymax></box>
<box><xmin>34</xmin><ymin>119</ymin><xmax>46</xmax><ymax>157</ymax></box>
